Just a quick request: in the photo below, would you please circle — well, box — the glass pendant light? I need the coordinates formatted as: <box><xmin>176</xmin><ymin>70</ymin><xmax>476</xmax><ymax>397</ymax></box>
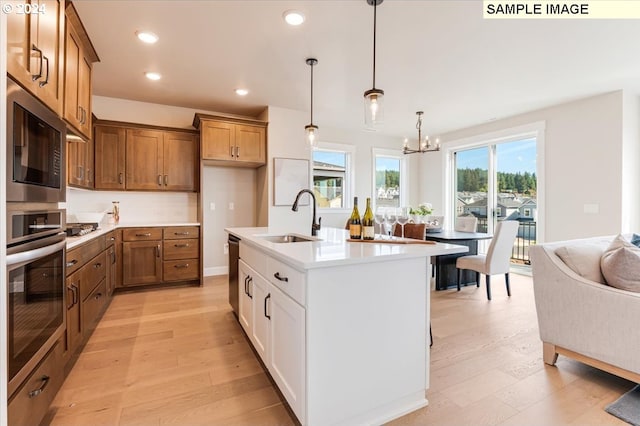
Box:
<box><xmin>364</xmin><ymin>0</ymin><xmax>384</xmax><ymax>127</ymax></box>
<box><xmin>305</xmin><ymin>58</ymin><xmax>319</xmax><ymax>146</ymax></box>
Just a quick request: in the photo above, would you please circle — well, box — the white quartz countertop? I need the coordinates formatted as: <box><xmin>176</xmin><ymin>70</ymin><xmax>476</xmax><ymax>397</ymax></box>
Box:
<box><xmin>66</xmin><ymin>222</ymin><xmax>200</xmax><ymax>249</ymax></box>
<box><xmin>226</xmin><ymin>227</ymin><xmax>469</xmax><ymax>270</ymax></box>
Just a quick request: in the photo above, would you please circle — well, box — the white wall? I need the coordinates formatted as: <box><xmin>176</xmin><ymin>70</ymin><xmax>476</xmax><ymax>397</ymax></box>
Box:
<box><xmin>418</xmin><ymin>91</ymin><xmax>628</xmax><ymax>242</ymax></box>
<box><xmin>622</xmin><ymin>93</ymin><xmax>640</xmax><ymax>234</ymax></box>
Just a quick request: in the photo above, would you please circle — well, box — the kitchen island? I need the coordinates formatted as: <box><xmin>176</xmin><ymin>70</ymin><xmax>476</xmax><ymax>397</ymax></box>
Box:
<box><xmin>225</xmin><ymin>227</ymin><xmax>468</xmax><ymax>426</ymax></box>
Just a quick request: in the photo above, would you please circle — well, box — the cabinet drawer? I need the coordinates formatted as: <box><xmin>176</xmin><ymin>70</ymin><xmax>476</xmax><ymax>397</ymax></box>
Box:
<box><xmin>8</xmin><ymin>340</ymin><xmax>64</xmax><ymax>426</ymax></box>
<box><xmin>240</xmin><ymin>243</ymin><xmax>267</xmax><ymax>277</ymax></box>
<box><xmin>82</xmin><ymin>278</ymin><xmax>108</xmax><ymax>331</ymax></box>
<box><xmin>83</xmin><ymin>235</ymin><xmax>107</xmax><ymax>262</ymax></box>
<box><xmin>105</xmin><ymin>230</ymin><xmax>117</xmax><ymax>247</ymax></box>
<box><xmin>163</xmin><ymin>259</ymin><xmax>199</xmax><ymax>282</ymax></box>
<box><xmin>81</xmin><ymin>251</ymin><xmax>107</xmax><ymax>301</ymax></box>
<box><xmin>267</xmin><ymin>257</ymin><xmax>306</xmax><ymax>307</ymax></box>
<box><xmin>163</xmin><ymin>239</ymin><xmax>198</xmax><ymax>260</ymax></box>
<box><xmin>122</xmin><ymin>228</ymin><xmax>163</xmax><ymax>241</ymax></box>
<box><xmin>164</xmin><ymin>226</ymin><xmax>199</xmax><ymax>240</ymax></box>
<box><xmin>66</xmin><ymin>246</ymin><xmax>83</xmax><ymax>276</ymax></box>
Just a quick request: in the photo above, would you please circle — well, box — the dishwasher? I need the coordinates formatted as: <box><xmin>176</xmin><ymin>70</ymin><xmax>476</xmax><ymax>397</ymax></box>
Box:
<box><xmin>228</xmin><ymin>234</ymin><xmax>240</xmax><ymax>318</ymax></box>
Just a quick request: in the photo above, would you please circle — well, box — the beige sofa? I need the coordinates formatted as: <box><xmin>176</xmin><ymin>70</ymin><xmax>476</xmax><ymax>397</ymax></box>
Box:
<box><xmin>530</xmin><ymin>236</ymin><xmax>640</xmax><ymax>383</ymax></box>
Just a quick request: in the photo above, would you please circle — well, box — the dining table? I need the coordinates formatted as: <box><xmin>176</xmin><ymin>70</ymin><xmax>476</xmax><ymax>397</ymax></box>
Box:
<box><xmin>424</xmin><ymin>230</ymin><xmax>493</xmax><ymax>290</ymax></box>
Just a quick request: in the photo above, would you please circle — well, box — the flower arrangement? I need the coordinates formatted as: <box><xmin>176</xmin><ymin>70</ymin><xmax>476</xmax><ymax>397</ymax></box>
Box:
<box><xmin>409</xmin><ymin>203</ymin><xmax>433</xmax><ymax>216</ymax></box>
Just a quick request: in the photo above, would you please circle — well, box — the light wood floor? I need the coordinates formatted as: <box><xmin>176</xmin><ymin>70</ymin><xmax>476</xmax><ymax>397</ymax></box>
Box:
<box><xmin>47</xmin><ymin>274</ymin><xmax>631</xmax><ymax>426</ymax></box>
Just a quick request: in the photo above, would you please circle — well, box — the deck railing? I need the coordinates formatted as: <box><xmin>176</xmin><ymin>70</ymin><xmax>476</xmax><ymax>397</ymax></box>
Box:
<box><xmin>476</xmin><ymin>218</ymin><xmax>536</xmax><ymax>265</ymax></box>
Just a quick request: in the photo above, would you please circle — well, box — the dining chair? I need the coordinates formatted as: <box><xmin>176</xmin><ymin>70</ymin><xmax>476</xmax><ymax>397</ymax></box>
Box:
<box><xmin>454</xmin><ymin>215</ymin><xmax>478</xmax><ymax>232</ymax></box>
<box><xmin>393</xmin><ymin>223</ymin><xmax>426</xmax><ymax>240</ymax></box>
<box><xmin>455</xmin><ymin>220</ymin><xmax>519</xmax><ymax>300</ymax></box>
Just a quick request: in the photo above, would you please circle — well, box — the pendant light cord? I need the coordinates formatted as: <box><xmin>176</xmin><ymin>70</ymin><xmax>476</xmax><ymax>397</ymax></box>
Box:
<box><xmin>372</xmin><ymin>0</ymin><xmax>377</xmax><ymax>89</ymax></box>
<box><xmin>310</xmin><ymin>61</ymin><xmax>314</xmax><ymax>125</ymax></box>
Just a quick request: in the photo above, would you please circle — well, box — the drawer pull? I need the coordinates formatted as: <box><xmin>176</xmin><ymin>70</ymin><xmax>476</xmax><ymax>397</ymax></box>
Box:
<box><xmin>95</xmin><ymin>292</ymin><xmax>103</xmax><ymax>300</ymax></box>
<box><xmin>93</xmin><ymin>263</ymin><xmax>102</xmax><ymax>269</ymax></box>
<box><xmin>248</xmin><ymin>277</ymin><xmax>253</xmax><ymax>298</ymax></box>
<box><xmin>264</xmin><ymin>293</ymin><xmax>271</xmax><ymax>319</ymax></box>
<box><xmin>135</xmin><ymin>233</ymin><xmax>152</xmax><ymax>237</ymax></box>
<box><xmin>28</xmin><ymin>375</ymin><xmax>50</xmax><ymax>398</ymax></box>
<box><xmin>109</xmin><ymin>236</ymin><xmax>116</xmax><ymax>241</ymax></box>
<box><xmin>174</xmin><ymin>243</ymin><xmax>190</xmax><ymax>248</ymax></box>
<box><xmin>174</xmin><ymin>263</ymin><xmax>189</xmax><ymax>269</ymax></box>
<box><xmin>174</xmin><ymin>232</ymin><xmax>190</xmax><ymax>236</ymax></box>
<box><xmin>66</xmin><ymin>259</ymin><xmax>78</xmax><ymax>267</ymax></box>
<box><xmin>274</xmin><ymin>272</ymin><xmax>289</xmax><ymax>282</ymax></box>
<box><xmin>156</xmin><ymin>244</ymin><xmax>161</xmax><ymax>258</ymax></box>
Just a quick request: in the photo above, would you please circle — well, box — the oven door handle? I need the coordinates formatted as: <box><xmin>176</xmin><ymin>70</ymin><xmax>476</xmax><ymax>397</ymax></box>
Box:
<box><xmin>6</xmin><ymin>239</ymin><xmax>66</xmax><ymax>267</ymax></box>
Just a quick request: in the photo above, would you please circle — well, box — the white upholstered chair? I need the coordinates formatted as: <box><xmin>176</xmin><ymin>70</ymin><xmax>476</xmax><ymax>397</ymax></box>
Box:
<box><xmin>454</xmin><ymin>216</ymin><xmax>478</xmax><ymax>232</ymax></box>
<box><xmin>455</xmin><ymin>220</ymin><xmax>519</xmax><ymax>300</ymax></box>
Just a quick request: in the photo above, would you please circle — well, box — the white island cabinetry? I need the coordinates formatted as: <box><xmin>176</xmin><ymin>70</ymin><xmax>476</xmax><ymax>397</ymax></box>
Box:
<box><xmin>229</xmin><ymin>227</ymin><xmax>468</xmax><ymax>426</ymax></box>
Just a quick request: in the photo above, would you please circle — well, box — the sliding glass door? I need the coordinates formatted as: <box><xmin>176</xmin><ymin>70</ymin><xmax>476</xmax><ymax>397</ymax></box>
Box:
<box><xmin>453</xmin><ymin>138</ymin><xmax>537</xmax><ymax>264</ymax></box>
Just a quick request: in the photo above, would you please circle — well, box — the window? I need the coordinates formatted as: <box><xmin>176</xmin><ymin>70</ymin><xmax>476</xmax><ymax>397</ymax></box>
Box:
<box><xmin>373</xmin><ymin>148</ymin><xmax>407</xmax><ymax>209</ymax></box>
<box><xmin>312</xmin><ymin>142</ymin><xmax>355</xmax><ymax>210</ymax></box>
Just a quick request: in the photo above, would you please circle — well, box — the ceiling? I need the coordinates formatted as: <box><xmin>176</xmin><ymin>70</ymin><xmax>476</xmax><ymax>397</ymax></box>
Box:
<box><xmin>74</xmin><ymin>1</ymin><xmax>640</xmax><ymax>141</ymax></box>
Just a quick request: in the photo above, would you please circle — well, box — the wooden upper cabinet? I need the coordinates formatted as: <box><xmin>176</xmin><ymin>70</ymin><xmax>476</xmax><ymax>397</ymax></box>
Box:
<box><xmin>163</xmin><ymin>132</ymin><xmax>198</xmax><ymax>192</ymax></box>
<box><xmin>67</xmin><ymin>134</ymin><xmax>93</xmax><ymax>189</ymax></box>
<box><xmin>126</xmin><ymin>129</ymin><xmax>164</xmax><ymax>191</ymax></box>
<box><xmin>63</xmin><ymin>2</ymin><xmax>99</xmax><ymax>139</ymax></box>
<box><xmin>194</xmin><ymin>113</ymin><xmax>267</xmax><ymax>168</ymax></box>
<box><xmin>7</xmin><ymin>0</ymin><xmax>65</xmax><ymax>114</ymax></box>
<box><xmin>94</xmin><ymin>125</ymin><xmax>126</xmax><ymax>190</ymax></box>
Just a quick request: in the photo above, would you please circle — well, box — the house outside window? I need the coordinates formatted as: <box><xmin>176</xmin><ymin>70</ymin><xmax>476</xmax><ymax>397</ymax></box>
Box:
<box><xmin>372</xmin><ymin>148</ymin><xmax>407</xmax><ymax>209</ymax></box>
<box><xmin>312</xmin><ymin>142</ymin><xmax>355</xmax><ymax>210</ymax></box>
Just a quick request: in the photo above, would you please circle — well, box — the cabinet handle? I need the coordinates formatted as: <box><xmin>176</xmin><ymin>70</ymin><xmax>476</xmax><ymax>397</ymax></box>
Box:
<box><xmin>157</xmin><ymin>175</ymin><xmax>162</xmax><ymax>186</ymax></box>
<box><xmin>135</xmin><ymin>233</ymin><xmax>152</xmax><ymax>237</ymax></box>
<box><xmin>264</xmin><ymin>293</ymin><xmax>271</xmax><ymax>319</ymax></box>
<box><xmin>174</xmin><ymin>263</ymin><xmax>189</xmax><ymax>269</ymax></box>
<box><xmin>93</xmin><ymin>262</ymin><xmax>102</xmax><ymax>269</ymax></box>
<box><xmin>174</xmin><ymin>243</ymin><xmax>190</xmax><ymax>248</ymax></box>
<box><xmin>28</xmin><ymin>375</ymin><xmax>50</xmax><ymax>398</ymax></box>
<box><xmin>164</xmin><ymin>175</ymin><xmax>168</xmax><ymax>186</ymax></box>
<box><xmin>31</xmin><ymin>44</ymin><xmax>43</xmax><ymax>81</ymax></box>
<box><xmin>72</xmin><ymin>283</ymin><xmax>79</xmax><ymax>305</ymax></box>
<box><xmin>78</xmin><ymin>165</ymin><xmax>84</xmax><ymax>180</ymax></box>
<box><xmin>273</xmin><ymin>272</ymin><xmax>288</xmax><ymax>282</ymax></box>
<box><xmin>82</xmin><ymin>107</ymin><xmax>87</xmax><ymax>124</ymax></box>
<box><xmin>230</xmin><ymin>146</ymin><xmax>234</xmax><ymax>158</ymax></box>
<box><xmin>38</xmin><ymin>56</ymin><xmax>49</xmax><ymax>87</ymax></box>
<box><xmin>109</xmin><ymin>236</ymin><xmax>116</xmax><ymax>241</ymax></box>
<box><xmin>95</xmin><ymin>292</ymin><xmax>102</xmax><ymax>300</ymax></box>
<box><xmin>77</xmin><ymin>105</ymin><xmax>82</xmax><ymax>122</ymax></box>
<box><xmin>66</xmin><ymin>259</ymin><xmax>78</xmax><ymax>268</ymax></box>
<box><xmin>111</xmin><ymin>251</ymin><xmax>116</xmax><ymax>264</ymax></box>
<box><xmin>87</xmin><ymin>168</ymin><xmax>92</xmax><ymax>184</ymax></box>
<box><xmin>66</xmin><ymin>286</ymin><xmax>75</xmax><ymax>310</ymax></box>
<box><xmin>174</xmin><ymin>232</ymin><xmax>190</xmax><ymax>236</ymax></box>
<box><xmin>118</xmin><ymin>172</ymin><xmax>124</xmax><ymax>185</ymax></box>
<box><xmin>156</xmin><ymin>244</ymin><xmax>161</xmax><ymax>257</ymax></box>
<box><xmin>236</xmin><ymin>146</ymin><xmax>239</xmax><ymax>158</ymax></box>
<box><xmin>248</xmin><ymin>277</ymin><xmax>253</xmax><ymax>299</ymax></box>
<box><xmin>244</xmin><ymin>276</ymin><xmax>249</xmax><ymax>296</ymax></box>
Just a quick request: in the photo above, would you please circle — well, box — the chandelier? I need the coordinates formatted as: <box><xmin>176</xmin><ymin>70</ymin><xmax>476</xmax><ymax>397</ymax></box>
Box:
<box><xmin>403</xmin><ymin>111</ymin><xmax>440</xmax><ymax>155</ymax></box>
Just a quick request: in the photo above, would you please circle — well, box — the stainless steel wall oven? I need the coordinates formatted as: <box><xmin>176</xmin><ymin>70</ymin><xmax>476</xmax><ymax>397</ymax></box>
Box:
<box><xmin>6</xmin><ymin>77</ymin><xmax>66</xmax><ymax>203</ymax></box>
<box><xmin>6</xmin><ymin>207</ymin><xmax>66</xmax><ymax>397</ymax></box>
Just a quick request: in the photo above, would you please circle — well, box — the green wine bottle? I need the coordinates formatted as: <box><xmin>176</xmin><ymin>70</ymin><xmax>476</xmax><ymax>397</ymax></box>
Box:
<box><xmin>349</xmin><ymin>197</ymin><xmax>362</xmax><ymax>239</ymax></box>
<box><xmin>362</xmin><ymin>198</ymin><xmax>375</xmax><ymax>240</ymax></box>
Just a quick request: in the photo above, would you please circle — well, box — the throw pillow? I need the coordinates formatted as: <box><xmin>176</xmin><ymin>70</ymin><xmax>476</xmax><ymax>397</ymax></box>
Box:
<box><xmin>600</xmin><ymin>234</ymin><xmax>640</xmax><ymax>292</ymax></box>
<box><xmin>630</xmin><ymin>233</ymin><xmax>640</xmax><ymax>248</ymax></box>
<box><xmin>555</xmin><ymin>244</ymin><xmax>607</xmax><ymax>284</ymax></box>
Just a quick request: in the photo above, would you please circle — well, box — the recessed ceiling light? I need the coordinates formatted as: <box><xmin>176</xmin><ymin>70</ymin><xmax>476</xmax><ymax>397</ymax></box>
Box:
<box><xmin>136</xmin><ymin>31</ymin><xmax>159</xmax><ymax>44</ymax></box>
<box><xmin>235</xmin><ymin>88</ymin><xmax>249</xmax><ymax>96</ymax></box>
<box><xmin>145</xmin><ymin>72</ymin><xmax>161</xmax><ymax>81</ymax></box>
<box><xmin>283</xmin><ymin>10</ymin><xmax>305</xmax><ymax>26</ymax></box>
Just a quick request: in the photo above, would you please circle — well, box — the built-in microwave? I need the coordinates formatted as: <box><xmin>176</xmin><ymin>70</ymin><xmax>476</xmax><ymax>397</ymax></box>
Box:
<box><xmin>6</xmin><ymin>77</ymin><xmax>66</xmax><ymax>203</ymax></box>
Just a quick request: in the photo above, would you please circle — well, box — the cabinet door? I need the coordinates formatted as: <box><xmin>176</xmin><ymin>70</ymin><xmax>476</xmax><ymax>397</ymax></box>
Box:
<box><xmin>235</xmin><ymin>124</ymin><xmax>266</xmax><ymax>164</ymax></box>
<box><xmin>64</xmin><ymin>25</ymin><xmax>81</xmax><ymax>130</ymax></box>
<box><xmin>122</xmin><ymin>241</ymin><xmax>162</xmax><ymax>285</ymax></box>
<box><xmin>126</xmin><ymin>129</ymin><xmax>163</xmax><ymax>190</ymax></box>
<box><xmin>163</xmin><ymin>132</ymin><xmax>197</xmax><ymax>191</ymax></box>
<box><xmin>34</xmin><ymin>0</ymin><xmax>64</xmax><ymax>113</ymax></box>
<box><xmin>84</xmin><ymin>133</ymin><xmax>94</xmax><ymax>188</ymax></box>
<box><xmin>67</xmin><ymin>139</ymin><xmax>87</xmax><ymax>187</ymax></box>
<box><xmin>6</xmin><ymin>2</ymin><xmax>33</xmax><ymax>89</ymax></box>
<box><xmin>251</xmin><ymin>273</ymin><xmax>270</xmax><ymax>365</ymax></box>
<box><xmin>238</xmin><ymin>261</ymin><xmax>253</xmax><ymax>333</ymax></box>
<box><xmin>201</xmin><ymin>121</ymin><xmax>234</xmax><ymax>160</ymax></box>
<box><xmin>268</xmin><ymin>284</ymin><xmax>306</xmax><ymax>422</ymax></box>
<box><xmin>106</xmin><ymin>245</ymin><xmax>116</xmax><ymax>296</ymax></box>
<box><xmin>66</xmin><ymin>270</ymin><xmax>82</xmax><ymax>357</ymax></box>
<box><xmin>78</xmin><ymin>55</ymin><xmax>92</xmax><ymax>137</ymax></box>
<box><xmin>94</xmin><ymin>125</ymin><xmax>126</xmax><ymax>189</ymax></box>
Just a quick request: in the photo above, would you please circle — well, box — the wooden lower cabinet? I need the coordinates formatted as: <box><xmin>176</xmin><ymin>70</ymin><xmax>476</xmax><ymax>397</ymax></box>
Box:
<box><xmin>8</xmin><ymin>340</ymin><xmax>65</xmax><ymax>426</ymax></box>
<box><xmin>120</xmin><ymin>226</ymin><xmax>201</xmax><ymax>288</ymax></box>
<box><xmin>65</xmin><ymin>270</ymin><xmax>82</xmax><ymax>358</ymax></box>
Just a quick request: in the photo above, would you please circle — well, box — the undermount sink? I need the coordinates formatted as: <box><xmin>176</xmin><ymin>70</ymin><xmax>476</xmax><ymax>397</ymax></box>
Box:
<box><xmin>258</xmin><ymin>234</ymin><xmax>319</xmax><ymax>243</ymax></box>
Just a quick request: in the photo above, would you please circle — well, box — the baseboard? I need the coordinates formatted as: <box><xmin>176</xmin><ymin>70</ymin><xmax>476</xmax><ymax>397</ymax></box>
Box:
<box><xmin>204</xmin><ymin>266</ymin><xmax>228</xmax><ymax>277</ymax></box>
